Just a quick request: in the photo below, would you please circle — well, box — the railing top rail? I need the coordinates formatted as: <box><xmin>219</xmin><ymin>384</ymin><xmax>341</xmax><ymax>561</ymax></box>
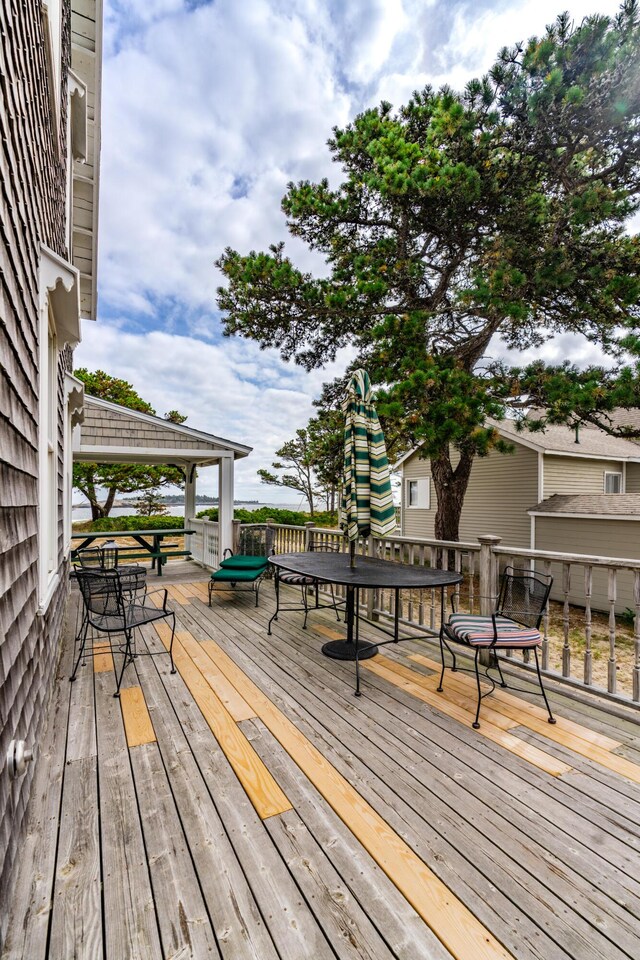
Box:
<box><xmin>492</xmin><ymin>544</ymin><xmax>640</xmax><ymax>570</ymax></box>
<box><xmin>383</xmin><ymin>534</ymin><xmax>479</xmax><ymax>551</ymax></box>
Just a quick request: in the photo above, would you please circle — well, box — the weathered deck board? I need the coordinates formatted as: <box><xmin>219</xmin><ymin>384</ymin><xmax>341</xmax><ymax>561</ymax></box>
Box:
<box><xmin>244</xmin><ymin>717</ymin><xmax>455</xmax><ymax>960</ymax></box>
<box><xmin>128</xmin><ymin>741</ymin><xmax>221</xmax><ymax>959</ymax></box>
<box><xmin>4</xmin><ymin>580</ymin><xmax>640</xmax><ymax>960</ymax></box>
<box><xmin>94</xmin><ymin>671</ymin><xmax>163</xmax><ymax>960</ymax></box>
<box><xmin>131</xmin><ymin>628</ymin><xmax>282</xmax><ymax>960</ymax></box>
<box><xmin>196</xmin><ymin>598</ymin><xmax>639</xmax><ymax>960</ymax></box>
<box><xmin>48</xmin><ymin>655</ymin><xmax>101</xmax><ymax>960</ymax></box>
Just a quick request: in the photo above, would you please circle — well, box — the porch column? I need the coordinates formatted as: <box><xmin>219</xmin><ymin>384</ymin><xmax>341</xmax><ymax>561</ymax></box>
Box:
<box><xmin>218</xmin><ymin>454</ymin><xmax>234</xmax><ymax>557</ymax></box>
<box><xmin>184</xmin><ymin>462</ymin><xmax>196</xmax><ymax>553</ymax></box>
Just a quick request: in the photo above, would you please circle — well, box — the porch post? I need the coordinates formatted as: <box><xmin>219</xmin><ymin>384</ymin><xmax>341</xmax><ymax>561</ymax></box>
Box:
<box><xmin>184</xmin><ymin>462</ymin><xmax>196</xmax><ymax>553</ymax></box>
<box><xmin>218</xmin><ymin>454</ymin><xmax>235</xmax><ymax>556</ymax></box>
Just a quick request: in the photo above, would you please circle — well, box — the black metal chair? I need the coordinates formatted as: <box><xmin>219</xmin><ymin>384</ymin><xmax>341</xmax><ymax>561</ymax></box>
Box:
<box><xmin>72</xmin><ymin>568</ymin><xmax>176</xmax><ymax>696</ymax></box>
<box><xmin>439</xmin><ymin>566</ymin><xmax>555</xmax><ymax>729</ymax></box>
<box><xmin>268</xmin><ymin>540</ymin><xmax>345</xmax><ymax>635</ymax></box>
<box><xmin>208</xmin><ymin>525</ymin><xmax>273</xmax><ymax>607</ymax></box>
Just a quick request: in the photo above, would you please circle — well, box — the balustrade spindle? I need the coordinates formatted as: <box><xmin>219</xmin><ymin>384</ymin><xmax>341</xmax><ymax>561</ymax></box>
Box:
<box><xmin>584</xmin><ymin>567</ymin><xmax>593</xmax><ymax>686</ymax></box>
<box><xmin>562</xmin><ymin>563</ymin><xmax>571</xmax><ymax>678</ymax></box>
<box><xmin>541</xmin><ymin>560</ymin><xmax>552</xmax><ymax>671</ymax></box>
<box><xmin>608</xmin><ymin>568</ymin><xmax>617</xmax><ymax>694</ymax></box>
<box><xmin>634</xmin><ymin>571</ymin><xmax>640</xmax><ymax>703</ymax></box>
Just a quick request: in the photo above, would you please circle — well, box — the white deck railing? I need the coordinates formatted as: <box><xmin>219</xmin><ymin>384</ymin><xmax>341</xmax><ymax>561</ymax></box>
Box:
<box><xmin>189</xmin><ymin>518</ymin><xmax>640</xmax><ymax>707</ymax></box>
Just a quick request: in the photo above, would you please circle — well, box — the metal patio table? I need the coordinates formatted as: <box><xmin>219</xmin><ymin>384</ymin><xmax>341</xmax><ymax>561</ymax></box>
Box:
<box><xmin>269</xmin><ymin>552</ymin><xmax>463</xmax><ymax>695</ymax></box>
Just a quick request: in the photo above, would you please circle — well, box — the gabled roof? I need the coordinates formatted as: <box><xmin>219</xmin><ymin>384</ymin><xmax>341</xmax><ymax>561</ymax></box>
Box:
<box><xmin>395</xmin><ymin>415</ymin><xmax>640</xmax><ymax>467</ymax></box>
<box><xmin>497</xmin><ymin>418</ymin><xmax>640</xmax><ymax>460</ymax></box>
<box><xmin>529</xmin><ymin>494</ymin><xmax>640</xmax><ymax>519</ymax></box>
<box><xmin>75</xmin><ymin>395</ymin><xmax>252</xmax><ymax>467</ymax></box>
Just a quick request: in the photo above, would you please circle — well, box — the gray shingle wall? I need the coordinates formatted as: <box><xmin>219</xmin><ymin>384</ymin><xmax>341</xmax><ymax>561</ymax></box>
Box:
<box><xmin>0</xmin><ymin>1</ymin><xmax>72</xmax><ymax>943</ymax></box>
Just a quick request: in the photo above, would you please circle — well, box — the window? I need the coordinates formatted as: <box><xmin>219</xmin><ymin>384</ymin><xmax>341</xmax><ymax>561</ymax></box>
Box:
<box><xmin>406</xmin><ymin>477</ymin><xmax>429</xmax><ymax>509</ymax></box>
<box><xmin>604</xmin><ymin>472</ymin><xmax>623</xmax><ymax>494</ymax></box>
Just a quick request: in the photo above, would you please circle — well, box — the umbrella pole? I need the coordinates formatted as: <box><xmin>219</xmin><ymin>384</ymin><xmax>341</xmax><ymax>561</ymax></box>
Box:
<box><xmin>350</xmin><ymin>540</ymin><xmax>356</xmax><ymax>569</ymax></box>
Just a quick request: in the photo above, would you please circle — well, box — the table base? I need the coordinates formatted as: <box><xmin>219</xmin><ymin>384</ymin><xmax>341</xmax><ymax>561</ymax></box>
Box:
<box><xmin>321</xmin><ymin>640</ymin><xmax>378</xmax><ymax>661</ymax></box>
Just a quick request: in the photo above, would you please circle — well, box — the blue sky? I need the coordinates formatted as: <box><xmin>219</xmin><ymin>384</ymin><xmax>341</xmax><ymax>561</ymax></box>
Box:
<box><xmin>75</xmin><ymin>0</ymin><xmax>628</xmax><ymax>502</ymax></box>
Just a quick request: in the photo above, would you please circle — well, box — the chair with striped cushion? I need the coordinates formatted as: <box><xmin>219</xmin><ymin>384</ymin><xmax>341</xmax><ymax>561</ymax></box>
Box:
<box><xmin>267</xmin><ymin>540</ymin><xmax>344</xmax><ymax>635</ymax></box>
<box><xmin>439</xmin><ymin>566</ymin><xmax>555</xmax><ymax>729</ymax></box>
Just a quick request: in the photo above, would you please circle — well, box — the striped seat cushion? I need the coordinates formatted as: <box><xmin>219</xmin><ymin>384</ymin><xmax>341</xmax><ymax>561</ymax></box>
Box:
<box><xmin>447</xmin><ymin>614</ymin><xmax>541</xmax><ymax>648</ymax></box>
<box><xmin>278</xmin><ymin>571</ymin><xmax>315</xmax><ymax>586</ymax></box>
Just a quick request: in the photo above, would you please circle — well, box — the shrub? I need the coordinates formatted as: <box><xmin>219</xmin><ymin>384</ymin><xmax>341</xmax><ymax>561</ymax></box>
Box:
<box><xmin>88</xmin><ymin>515</ymin><xmax>183</xmax><ymax>532</ymax></box>
<box><xmin>195</xmin><ymin>506</ymin><xmax>339</xmax><ymax>528</ymax></box>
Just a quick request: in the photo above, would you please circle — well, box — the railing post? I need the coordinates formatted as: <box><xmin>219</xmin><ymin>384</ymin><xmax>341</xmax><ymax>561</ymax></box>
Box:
<box><xmin>265</xmin><ymin>520</ymin><xmax>276</xmax><ymax>556</ymax></box>
<box><xmin>304</xmin><ymin>521</ymin><xmax>314</xmax><ymax>551</ymax></box>
<box><xmin>232</xmin><ymin>519</ymin><xmax>241</xmax><ymax>554</ymax></box>
<box><xmin>478</xmin><ymin>535</ymin><xmax>501</xmax><ymax>616</ymax></box>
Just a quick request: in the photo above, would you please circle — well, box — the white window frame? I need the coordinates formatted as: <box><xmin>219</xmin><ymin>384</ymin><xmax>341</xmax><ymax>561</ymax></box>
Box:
<box><xmin>63</xmin><ymin>374</ymin><xmax>84</xmax><ymax>556</ymax></box>
<box><xmin>38</xmin><ymin>246</ymin><xmax>81</xmax><ymax>611</ymax></box>
<box><xmin>42</xmin><ymin>0</ymin><xmax>63</xmax><ymax>145</ymax></box>
<box><xmin>604</xmin><ymin>471</ymin><xmax>623</xmax><ymax>494</ymax></box>
<box><xmin>67</xmin><ymin>70</ymin><xmax>88</xmax><ymax>251</ymax></box>
<box><xmin>405</xmin><ymin>477</ymin><xmax>430</xmax><ymax>509</ymax></box>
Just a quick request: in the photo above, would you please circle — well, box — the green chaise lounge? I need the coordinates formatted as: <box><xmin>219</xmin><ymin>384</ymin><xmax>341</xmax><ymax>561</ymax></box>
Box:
<box><xmin>208</xmin><ymin>526</ymin><xmax>272</xmax><ymax>607</ymax></box>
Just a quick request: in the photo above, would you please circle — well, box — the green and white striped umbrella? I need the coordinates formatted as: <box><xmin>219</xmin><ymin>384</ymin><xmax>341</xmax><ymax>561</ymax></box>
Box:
<box><xmin>340</xmin><ymin>369</ymin><xmax>396</xmax><ymax>548</ymax></box>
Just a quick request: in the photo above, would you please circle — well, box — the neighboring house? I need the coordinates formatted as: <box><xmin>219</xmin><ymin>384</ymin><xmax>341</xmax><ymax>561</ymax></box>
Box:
<box><xmin>398</xmin><ymin>418</ymin><xmax>640</xmax><ymax>611</ymax></box>
<box><xmin>0</xmin><ymin>0</ymin><xmax>102</xmax><ymax>938</ymax></box>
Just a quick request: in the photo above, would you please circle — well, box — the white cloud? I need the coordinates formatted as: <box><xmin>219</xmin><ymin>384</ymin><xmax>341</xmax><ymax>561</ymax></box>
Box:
<box><xmin>82</xmin><ymin>0</ymin><xmax>636</xmax><ymax>509</ymax></box>
<box><xmin>75</xmin><ymin>320</ymin><xmax>352</xmax><ymax>500</ymax></box>
<box><xmin>374</xmin><ymin>0</ymin><xmax>624</xmax><ymax>106</ymax></box>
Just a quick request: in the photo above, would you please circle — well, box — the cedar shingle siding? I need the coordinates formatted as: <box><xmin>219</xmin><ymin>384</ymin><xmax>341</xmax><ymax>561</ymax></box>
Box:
<box><xmin>0</xmin><ymin>0</ymin><xmax>72</xmax><ymax>939</ymax></box>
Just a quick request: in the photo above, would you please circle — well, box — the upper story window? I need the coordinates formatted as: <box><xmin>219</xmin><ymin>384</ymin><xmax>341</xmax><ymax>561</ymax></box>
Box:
<box><xmin>406</xmin><ymin>477</ymin><xmax>430</xmax><ymax>509</ymax></box>
<box><xmin>604</xmin><ymin>471</ymin><xmax>623</xmax><ymax>494</ymax></box>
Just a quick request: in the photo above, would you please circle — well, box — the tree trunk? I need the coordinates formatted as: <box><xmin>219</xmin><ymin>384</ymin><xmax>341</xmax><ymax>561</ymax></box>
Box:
<box><xmin>102</xmin><ymin>486</ymin><xmax>117</xmax><ymax>517</ymax></box>
<box><xmin>430</xmin><ymin>449</ymin><xmax>475</xmax><ymax>542</ymax></box>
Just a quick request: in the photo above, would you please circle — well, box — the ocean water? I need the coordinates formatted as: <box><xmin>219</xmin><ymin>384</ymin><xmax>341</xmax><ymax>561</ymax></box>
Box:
<box><xmin>71</xmin><ymin>502</ymin><xmax>308</xmax><ymax>521</ymax></box>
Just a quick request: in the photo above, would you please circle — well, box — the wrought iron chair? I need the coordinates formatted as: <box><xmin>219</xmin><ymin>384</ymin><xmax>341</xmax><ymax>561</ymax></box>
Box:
<box><xmin>72</xmin><ymin>568</ymin><xmax>176</xmax><ymax>696</ymax></box>
<box><xmin>208</xmin><ymin>525</ymin><xmax>273</xmax><ymax>607</ymax></box>
<box><xmin>268</xmin><ymin>539</ymin><xmax>345</xmax><ymax>635</ymax></box>
<box><xmin>439</xmin><ymin>566</ymin><xmax>555</xmax><ymax>729</ymax></box>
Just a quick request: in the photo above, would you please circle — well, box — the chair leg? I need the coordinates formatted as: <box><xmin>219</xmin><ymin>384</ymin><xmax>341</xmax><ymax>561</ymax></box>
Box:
<box><xmin>437</xmin><ymin>628</ymin><xmax>447</xmax><ymax>692</ymax></box>
<box><xmin>493</xmin><ymin>652</ymin><xmax>508</xmax><ymax>688</ymax></box>
<box><xmin>268</xmin><ymin>574</ymin><xmax>280</xmax><ymax>635</ymax></box>
<box><xmin>168</xmin><ymin>612</ymin><xmax>177</xmax><ymax>674</ymax></box>
<box><xmin>208</xmin><ymin>580</ymin><xmax>213</xmax><ymax>607</ymax></box>
<box><xmin>437</xmin><ymin>630</ymin><xmax>458</xmax><ymax>691</ymax></box>
<box><xmin>302</xmin><ymin>584</ymin><xmax>310</xmax><ymax>629</ymax></box>
<box><xmin>70</xmin><ymin>621</ymin><xmax>90</xmax><ymax>682</ymax></box>
<box><xmin>473</xmin><ymin>648</ymin><xmax>482</xmax><ymax>729</ymax></box>
<box><xmin>114</xmin><ymin>630</ymin><xmax>133</xmax><ymax>698</ymax></box>
<box><xmin>534</xmin><ymin>647</ymin><xmax>556</xmax><ymax>724</ymax></box>
<box><xmin>330</xmin><ymin>585</ymin><xmax>341</xmax><ymax>622</ymax></box>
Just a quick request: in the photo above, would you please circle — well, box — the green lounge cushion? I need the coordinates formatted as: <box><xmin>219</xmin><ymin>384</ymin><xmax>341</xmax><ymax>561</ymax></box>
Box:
<box><xmin>219</xmin><ymin>555</ymin><xmax>269</xmax><ymax>570</ymax></box>
<box><xmin>211</xmin><ymin>567</ymin><xmax>266</xmax><ymax>583</ymax></box>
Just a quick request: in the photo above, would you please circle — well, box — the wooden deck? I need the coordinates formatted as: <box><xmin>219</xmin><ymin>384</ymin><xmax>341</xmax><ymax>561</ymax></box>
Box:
<box><xmin>3</xmin><ymin>561</ymin><xmax>640</xmax><ymax>960</ymax></box>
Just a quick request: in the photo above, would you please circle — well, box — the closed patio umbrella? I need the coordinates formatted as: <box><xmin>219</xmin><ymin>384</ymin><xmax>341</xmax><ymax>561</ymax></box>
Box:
<box><xmin>340</xmin><ymin>369</ymin><xmax>396</xmax><ymax>567</ymax></box>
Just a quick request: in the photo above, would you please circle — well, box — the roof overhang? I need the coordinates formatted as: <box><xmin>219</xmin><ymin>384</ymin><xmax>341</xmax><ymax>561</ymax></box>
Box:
<box><xmin>74</xmin><ymin>395</ymin><xmax>252</xmax><ymax>468</ymax></box>
<box><xmin>74</xmin><ymin>446</ymin><xmax>236</xmax><ymax>468</ymax></box>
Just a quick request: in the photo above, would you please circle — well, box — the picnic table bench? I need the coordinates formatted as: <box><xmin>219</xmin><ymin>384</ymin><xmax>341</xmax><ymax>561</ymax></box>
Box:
<box><xmin>71</xmin><ymin>528</ymin><xmax>195</xmax><ymax>576</ymax></box>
